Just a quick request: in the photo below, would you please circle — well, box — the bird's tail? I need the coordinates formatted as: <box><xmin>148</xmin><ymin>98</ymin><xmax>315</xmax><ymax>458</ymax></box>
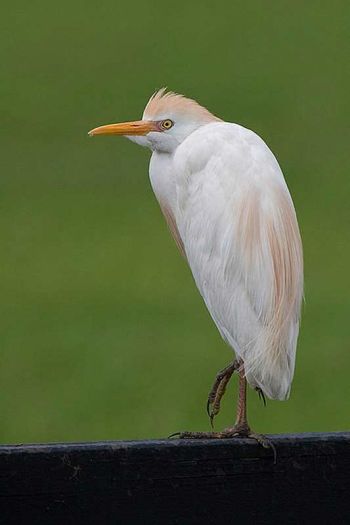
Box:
<box><xmin>243</xmin><ymin>320</ymin><xmax>299</xmax><ymax>400</ymax></box>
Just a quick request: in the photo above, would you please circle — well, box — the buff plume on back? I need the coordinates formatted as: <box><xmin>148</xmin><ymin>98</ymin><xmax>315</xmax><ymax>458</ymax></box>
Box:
<box><xmin>237</xmin><ymin>182</ymin><xmax>303</xmax><ymax>400</ymax></box>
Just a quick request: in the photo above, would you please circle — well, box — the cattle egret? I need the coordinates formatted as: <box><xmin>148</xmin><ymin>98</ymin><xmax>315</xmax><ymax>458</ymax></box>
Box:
<box><xmin>89</xmin><ymin>89</ymin><xmax>303</xmax><ymax>449</ymax></box>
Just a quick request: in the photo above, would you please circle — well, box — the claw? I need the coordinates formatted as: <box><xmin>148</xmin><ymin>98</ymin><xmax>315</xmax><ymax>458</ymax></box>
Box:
<box><xmin>249</xmin><ymin>432</ymin><xmax>277</xmax><ymax>464</ymax></box>
<box><xmin>206</xmin><ymin>398</ymin><xmax>211</xmax><ymax>418</ymax></box>
<box><xmin>168</xmin><ymin>432</ymin><xmax>181</xmax><ymax>439</ymax></box>
<box><xmin>210</xmin><ymin>414</ymin><xmax>214</xmax><ymax>429</ymax></box>
<box><xmin>256</xmin><ymin>388</ymin><xmax>267</xmax><ymax>407</ymax></box>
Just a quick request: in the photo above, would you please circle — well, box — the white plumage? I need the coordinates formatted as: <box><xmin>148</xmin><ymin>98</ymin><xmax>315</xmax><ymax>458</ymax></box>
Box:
<box><xmin>150</xmin><ymin>122</ymin><xmax>303</xmax><ymax>399</ymax></box>
<box><xmin>171</xmin><ymin>122</ymin><xmax>303</xmax><ymax>400</ymax></box>
<box><xmin>89</xmin><ymin>89</ymin><xmax>303</xmax><ymax>438</ymax></box>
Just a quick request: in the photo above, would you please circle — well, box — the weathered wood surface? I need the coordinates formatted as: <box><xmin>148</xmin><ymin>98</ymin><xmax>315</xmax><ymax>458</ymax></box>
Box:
<box><xmin>0</xmin><ymin>432</ymin><xmax>349</xmax><ymax>524</ymax></box>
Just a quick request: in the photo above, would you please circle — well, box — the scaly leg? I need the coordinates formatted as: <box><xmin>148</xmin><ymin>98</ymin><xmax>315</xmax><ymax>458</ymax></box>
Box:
<box><xmin>171</xmin><ymin>363</ymin><xmax>276</xmax><ymax>462</ymax></box>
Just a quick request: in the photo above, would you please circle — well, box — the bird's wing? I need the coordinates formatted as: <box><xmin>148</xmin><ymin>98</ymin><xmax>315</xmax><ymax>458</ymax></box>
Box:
<box><xmin>174</xmin><ymin>122</ymin><xmax>303</xmax><ymax>399</ymax></box>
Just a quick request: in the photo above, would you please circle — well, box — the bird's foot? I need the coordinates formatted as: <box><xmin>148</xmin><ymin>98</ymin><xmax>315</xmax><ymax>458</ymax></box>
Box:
<box><xmin>170</xmin><ymin>424</ymin><xmax>276</xmax><ymax>463</ymax></box>
<box><xmin>207</xmin><ymin>360</ymin><xmax>240</xmax><ymax>427</ymax></box>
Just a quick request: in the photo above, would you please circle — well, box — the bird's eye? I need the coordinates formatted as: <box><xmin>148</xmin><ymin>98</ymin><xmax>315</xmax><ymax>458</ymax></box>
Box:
<box><xmin>161</xmin><ymin>119</ymin><xmax>174</xmax><ymax>130</ymax></box>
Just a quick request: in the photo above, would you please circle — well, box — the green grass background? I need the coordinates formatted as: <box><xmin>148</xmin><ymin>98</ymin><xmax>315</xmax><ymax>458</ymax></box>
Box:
<box><xmin>1</xmin><ymin>1</ymin><xmax>349</xmax><ymax>443</ymax></box>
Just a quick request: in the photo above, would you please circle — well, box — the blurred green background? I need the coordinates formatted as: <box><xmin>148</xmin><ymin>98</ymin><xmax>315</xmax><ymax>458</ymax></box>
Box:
<box><xmin>0</xmin><ymin>1</ymin><xmax>349</xmax><ymax>443</ymax></box>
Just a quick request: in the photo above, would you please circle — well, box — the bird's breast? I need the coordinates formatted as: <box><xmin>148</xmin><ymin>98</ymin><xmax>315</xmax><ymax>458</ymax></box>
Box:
<box><xmin>149</xmin><ymin>152</ymin><xmax>176</xmax><ymax>209</ymax></box>
<box><xmin>149</xmin><ymin>152</ymin><xmax>186</xmax><ymax>257</ymax></box>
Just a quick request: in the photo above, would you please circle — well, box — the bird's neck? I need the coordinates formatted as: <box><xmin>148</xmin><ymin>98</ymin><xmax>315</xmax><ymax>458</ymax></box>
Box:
<box><xmin>149</xmin><ymin>151</ymin><xmax>177</xmax><ymax>215</ymax></box>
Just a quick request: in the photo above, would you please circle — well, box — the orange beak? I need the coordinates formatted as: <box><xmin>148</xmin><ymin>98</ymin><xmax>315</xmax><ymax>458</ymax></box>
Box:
<box><xmin>88</xmin><ymin>120</ymin><xmax>157</xmax><ymax>137</ymax></box>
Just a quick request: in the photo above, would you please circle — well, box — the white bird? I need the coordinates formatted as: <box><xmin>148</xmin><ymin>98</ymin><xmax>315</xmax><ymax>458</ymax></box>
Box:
<box><xmin>89</xmin><ymin>89</ymin><xmax>303</xmax><ymax>448</ymax></box>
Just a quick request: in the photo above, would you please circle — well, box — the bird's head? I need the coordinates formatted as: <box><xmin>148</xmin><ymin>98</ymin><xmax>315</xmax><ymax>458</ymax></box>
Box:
<box><xmin>88</xmin><ymin>88</ymin><xmax>221</xmax><ymax>153</ymax></box>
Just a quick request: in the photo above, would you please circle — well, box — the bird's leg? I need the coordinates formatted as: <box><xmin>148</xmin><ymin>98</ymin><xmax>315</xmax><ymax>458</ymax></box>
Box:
<box><xmin>207</xmin><ymin>359</ymin><xmax>239</xmax><ymax>427</ymax></box>
<box><xmin>220</xmin><ymin>367</ymin><xmax>276</xmax><ymax>459</ymax></box>
<box><xmin>170</xmin><ymin>363</ymin><xmax>277</xmax><ymax>462</ymax></box>
<box><xmin>171</xmin><ymin>360</ymin><xmax>249</xmax><ymax>439</ymax></box>
<box><xmin>230</xmin><ymin>364</ymin><xmax>250</xmax><ymax>434</ymax></box>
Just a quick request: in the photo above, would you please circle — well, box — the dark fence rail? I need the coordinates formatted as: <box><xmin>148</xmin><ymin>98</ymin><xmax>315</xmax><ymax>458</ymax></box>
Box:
<box><xmin>0</xmin><ymin>432</ymin><xmax>349</xmax><ymax>524</ymax></box>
